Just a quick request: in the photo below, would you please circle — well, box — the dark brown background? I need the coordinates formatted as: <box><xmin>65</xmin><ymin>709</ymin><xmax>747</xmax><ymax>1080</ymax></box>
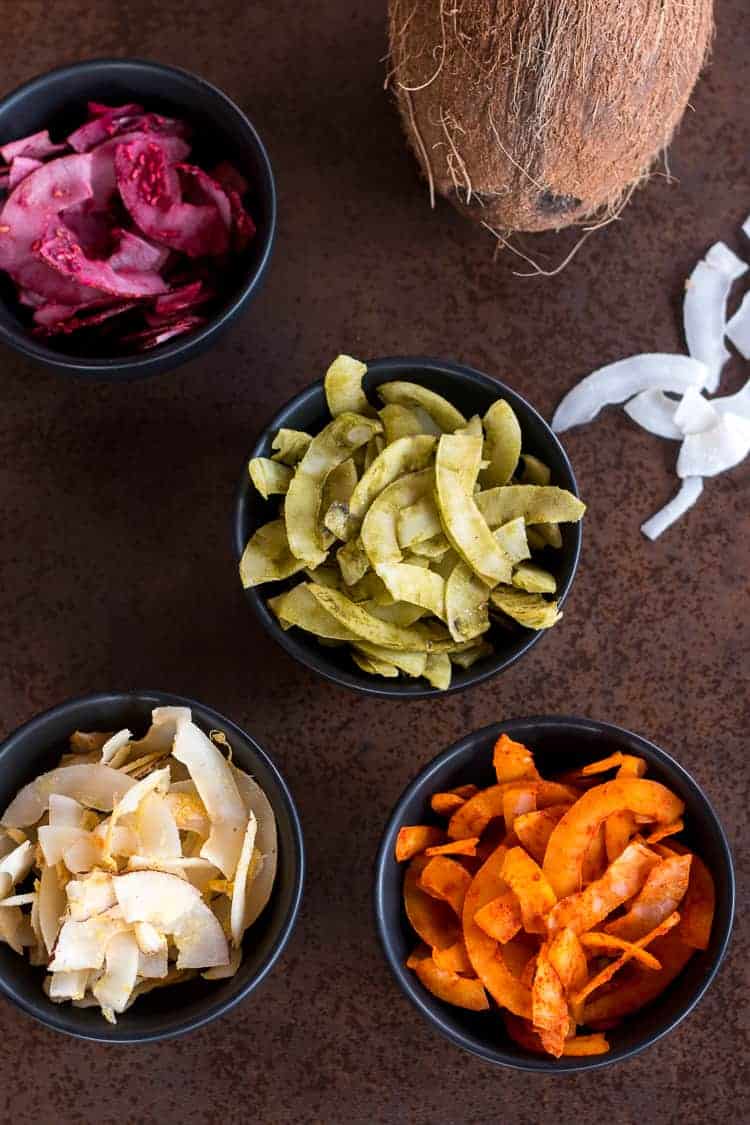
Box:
<box><xmin>0</xmin><ymin>2</ymin><xmax>747</xmax><ymax>1122</ymax></box>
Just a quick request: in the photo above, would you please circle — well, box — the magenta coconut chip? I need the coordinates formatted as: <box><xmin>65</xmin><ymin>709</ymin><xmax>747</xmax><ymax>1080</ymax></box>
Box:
<box><xmin>0</xmin><ymin>101</ymin><xmax>256</xmax><ymax>351</ymax></box>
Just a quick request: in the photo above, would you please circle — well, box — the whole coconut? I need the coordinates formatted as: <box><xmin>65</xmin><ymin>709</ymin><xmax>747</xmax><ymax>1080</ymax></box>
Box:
<box><xmin>387</xmin><ymin>0</ymin><xmax>713</xmax><ymax>232</ymax></box>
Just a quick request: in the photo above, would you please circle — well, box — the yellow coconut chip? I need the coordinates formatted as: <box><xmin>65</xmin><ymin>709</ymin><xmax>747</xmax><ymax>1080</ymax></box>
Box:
<box><xmin>248</xmin><ymin>457</ymin><xmax>293</xmax><ymax>500</ymax></box>
<box><xmin>482</xmin><ymin>400</ymin><xmax>522</xmax><ymax>486</ymax></box>
<box><xmin>324</xmin><ymin>354</ymin><xmax>373</xmax><ymax>417</ymax></box>
<box><xmin>377</xmin><ymin>380</ymin><xmax>467</xmax><ymax>432</ymax></box>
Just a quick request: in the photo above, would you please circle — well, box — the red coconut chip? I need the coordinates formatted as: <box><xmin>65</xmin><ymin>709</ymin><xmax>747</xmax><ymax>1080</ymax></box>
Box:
<box><xmin>0</xmin><ymin>129</ymin><xmax>68</xmax><ymax>165</ymax></box>
<box><xmin>33</xmin><ymin>299</ymin><xmax>136</xmax><ymax>336</ymax></box>
<box><xmin>115</xmin><ymin>139</ymin><xmax>230</xmax><ymax>258</ymax></box>
<box><xmin>69</xmin><ymin>106</ymin><xmax>189</xmax><ymax>154</ymax></box>
<box><xmin>119</xmin><ymin>314</ymin><xmax>206</xmax><ymax>350</ymax></box>
<box><xmin>227</xmin><ymin>188</ymin><xmax>256</xmax><ymax>252</ymax></box>
<box><xmin>109</xmin><ymin>229</ymin><xmax>170</xmax><ymax>273</ymax></box>
<box><xmin>60</xmin><ymin>199</ymin><xmax>115</xmax><ymax>258</ymax></box>
<box><xmin>211</xmin><ymin>161</ymin><xmax>248</xmax><ymax>197</ymax></box>
<box><xmin>37</xmin><ymin>223</ymin><xmax>168</xmax><ymax>298</ymax></box>
<box><xmin>87</xmin><ymin>101</ymin><xmax>144</xmax><ymax>118</ymax></box>
<box><xmin>0</xmin><ymin>153</ymin><xmax>105</xmax><ymax>304</ymax></box>
<box><xmin>8</xmin><ymin>157</ymin><xmax>43</xmax><ymax>192</ymax></box>
<box><xmin>89</xmin><ymin>131</ymin><xmax>190</xmax><ymax>209</ymax></box>
<box><xmin>177</xmin><ymin>164</ymin><xmax>232</xmax><ymax>229</ymax></box>
<box><xmin>152</xmin><ymin>280</ymin><xmax>212</xmax><ymax>317</ymax></box>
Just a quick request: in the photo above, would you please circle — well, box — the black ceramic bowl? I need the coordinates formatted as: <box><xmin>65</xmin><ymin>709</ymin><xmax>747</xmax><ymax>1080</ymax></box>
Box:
<box><xmin>0</xmin><ymin>58</ymin><xmax>276</xmax><ymax>379</ymax></box>
<box><xmin>374</xmin><ymin>716</ymin><xmax>734</xmax><ymax>1072</ymax></box>
<box><xmin>0</xmin><ymin>690</ymin><xmax>304</xmax><ymax>1043</ymax></box>
<box><xmin>233</xmin><ymin>357</ymin><xmax>582</xmax><ymax>698</ymax></box>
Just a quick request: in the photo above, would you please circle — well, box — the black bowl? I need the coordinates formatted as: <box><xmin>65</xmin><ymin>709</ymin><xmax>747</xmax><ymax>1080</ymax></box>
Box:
<box><xmin>0</xmin><ymin>690</ymin><xmax>304</xmax><ymax>1042</ymax></box>
<box><xmin>374</xmin><ymin>716</ymin><xmax>734</xmax><ymax>1072</ymax></box>
<box><xmin>233</xmin><ymin>356</ymin><xmax>582</xmax><ymax>698</ymax></box>
<box><xmin>0</xmin><ymin>58</ymin><xmax>276</xmax><ymax>379</ymax></box>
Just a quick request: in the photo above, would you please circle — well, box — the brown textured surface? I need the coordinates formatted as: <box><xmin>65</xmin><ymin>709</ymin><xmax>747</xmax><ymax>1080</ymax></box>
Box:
<box><xmin>0</xmin><ymin>2</ymin><xmax>747</xmax><ymax>1121</ymax></box>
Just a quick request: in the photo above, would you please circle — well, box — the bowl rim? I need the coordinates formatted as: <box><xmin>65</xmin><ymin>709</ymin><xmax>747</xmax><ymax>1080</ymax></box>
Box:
<box><xmin>0</xmin><ymin>688</ymin><xmax>305</xmax><ymax>1043</ymax></box>
<box><xmin>232</xmin><ymin>355</ymin><xmax>583</xmax><ymax>699</ymax></box>
<box><xmin>0</xmin><ymin>56</ymin><xmax>277</xmax><ymax>378</ymax></box>
<box><xmin>373</xmin><ymin>714</ymin><xmax>736</xmax><ymax>1073</ymax></box>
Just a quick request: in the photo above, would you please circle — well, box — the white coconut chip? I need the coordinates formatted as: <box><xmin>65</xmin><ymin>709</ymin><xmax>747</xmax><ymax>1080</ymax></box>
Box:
<box><xmin>38</xmin><ymin>825</ymin><xmax>90</xmax><ymax>867</ymax></box>
<box><xmin>133</xmin><ymin>920</ymin><xmax>166</xmax><ymax>956</ymax></box>
<box><xmin>0</xmin><ymin>840</ymin><xmax>34</xmax><ymax>898</ymax></box>
<box><xmin>232</xmin><ymin>768</ymin><xmax>278</xmax><ymax>929</ymax></box>
<box><xmin>683</xmin><ymin>241</ymin><xmax>748</xmax><ymax>392</ymax></box>
<box><xmin>172</xmin><ymin>722</ymin><xmax>247</xmax><ymax>879</ymax></box>
<box><xmin>137</xmin><ymin>944</ymin><xmax>169</xmax><ymax>980</ymax></box>
<box><xmin>677</xmin><ymin>412</ymin><xmax>750</xmax><ymax>478</ymax></box>
<box><xmin>0</xmin><ymin>906</ymin><xmax>32</xmax><ymax>954</ymax></box>
<box><xmin>0</xmin><ymin>892</ymin><xmax>36</xmax><ymax>907</ymax></box>
<box><xmin>230</xmin><ymin>811</ymin><xmax>258</xmax><ymax>947</ymax></box>
<box><xmin>99</xmin><ymin>729</ymin><xmax>133</xmax><ymax>766</ymax></box>
<box><xmin>93</xmin><ymin>930</ymin><xmax>140</xmax><ymax>1017</ymax></box>
<box><xmin>66</xmin><ymin>870</ymin><xmax>116</xmax><ymax>922</ymax></box>
<box><xmin>49</xmin><ymin>907</ymin><xmax>128</xmax><ymax>972</ymax></box>
<box><xmin>552</xmin><ymin>355</ymin><xmax>708</xmax><ymax>432</ymax></box>
<box><xmin>47</xmin><ymin>969</ymin><xmax>90</xmax><ymax>1002</ymax></box>
<box><xmin>203</xmin><ymin>945</ymin><xmax>242</xmax><ymax>980</ymax></box>
<box><xmin>134</xmin><ymin>791</ymin><xmax>181</xmax><ymax>860</ymax></box>
<box><xmin>725</xmin><ymin>292</ymin><xmax>750</xmax><ymax>360</ymax></box>
<box><xmin>623</xmin><ymin>390</ymin><xmax>681</xmax><ymax>439</ymax></box>
<box><xmin>1</xmin><ymin>764</ymin><xmax>135</xmax><ymax>828</ymax></box>
<box><xmin>113</xmin><ymin>869</ymin><xmax>200</xmax><ymax>927</ymax></box>
<box><xmin>673</xmin><ymin>387</ymin><xmax>719</xmax><ymax>434</ymax></box>
<box><xmin>38</xmin><ymin>864</ymin><xmax>66</xmax><ymax>954</ymax></box>
<box><xmin>48</xmin><ymin>793</ymin><xmax>86</xmax><ymax>828</ymax></box>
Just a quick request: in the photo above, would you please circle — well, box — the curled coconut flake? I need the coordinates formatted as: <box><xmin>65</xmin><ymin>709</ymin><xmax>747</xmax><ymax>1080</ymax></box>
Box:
<box><xmin>683</xmin><ymin>241</ymin><xmax>748</xmax><ymax>393</ymax></box>
<box><xmin>677</xmin><ymin>412</ymin><xmax>750</xmax><ymax>478</ymax></box>
<box><xmin>673</xmin><ymin>387</ymin><xmax>718</xmax><ymax>435</ymax></box>
<box><xmin>725</xmin><ymin>292</ymin><xmax>750</xmax><ymax>360</ymax></box>
<box><xmin>623</xmin><ymin>390</ymin><xmax>681</xmax><ymax>439</ymax></box>
<box><xmin>641</xmin><ymin>478</ymin><xmax>704</xmax><ymax>540</ymax></box>
<box><xmin>713</xmin><ymin>379</ymin><xmax>750</xmax><ymax>420</ymax></box>
<box><xmin>552</xmin><ymin>355</ymin><xmax>708</xmax><ymax>433</ymax></box>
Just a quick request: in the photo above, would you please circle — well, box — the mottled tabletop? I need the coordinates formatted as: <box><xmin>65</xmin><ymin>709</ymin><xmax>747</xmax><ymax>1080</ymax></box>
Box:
<box><xmin>0</xmin><ymin>2</ymin><xmax>748</xmax><ymax>1123</ymax></box>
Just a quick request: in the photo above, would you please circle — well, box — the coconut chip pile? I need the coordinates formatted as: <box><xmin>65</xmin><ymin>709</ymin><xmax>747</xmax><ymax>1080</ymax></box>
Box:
<box><xmin>552</xmin><ymin>216</ymin><xmax>750</xmax><ymax>538</ymax></box>
<box><xmin>0</xmin><ymin>707</ymin><xmax>277</xmax><ymax>1023</ymax></box>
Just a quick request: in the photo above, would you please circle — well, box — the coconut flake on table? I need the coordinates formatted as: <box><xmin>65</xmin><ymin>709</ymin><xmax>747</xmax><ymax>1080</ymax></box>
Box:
<box><xmin>725</xmin><ymin>292</ymin><xmax>750</xmax><ymax>360</ymax></box>
<box><xmin>623</xmin><ymin>390</ymin><xmax>682</xmax><ymax>439</ymax></box>
<box><xmin>641</xmin><ymin>478</ymin><xmax>704</xmax><ymax>540</ymax></box>
<box><xmin>677</xmin><ymin>412</ymin><xmax>750</xmax><ymax>478</ymax></box>
<box><xmin>712</xmin><ymin>379</ymin><xmax>750</xmax><ymax>419</ymax></box>
<box><xmin>673</xmin><ymin>387</ymin><xmax>718</xmax><ymax>435</ymax></box>
<box><xmin>683</xmin><ymin>241</ymin><xmax>748</xmax><ymax>393</ymax></box>
<box><xmin>551</xmin><ymin>355</ymin><xmax>708</xmax><ymax>433</ymax></box>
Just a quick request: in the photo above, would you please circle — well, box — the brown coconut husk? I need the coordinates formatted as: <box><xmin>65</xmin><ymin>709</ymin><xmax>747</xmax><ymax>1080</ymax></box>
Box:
<box><xmin>387</xmin><ymin>0</ymin><xmax>714</xmax><ymax>234</ymax></box>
